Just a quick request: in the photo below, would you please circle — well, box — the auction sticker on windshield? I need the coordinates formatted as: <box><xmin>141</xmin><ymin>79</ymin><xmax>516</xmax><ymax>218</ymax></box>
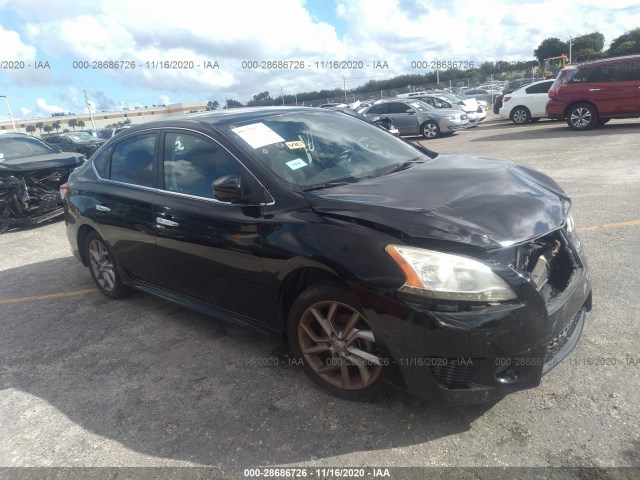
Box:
<box><xmin>286</xmin><ymin>158</ymin><xmax>307</xmax><ymax>170</ymax></box>
<box><xmin>231</xmin><ymin>123</ymin><xmax>285</xmax><ymax>148</ymax></box>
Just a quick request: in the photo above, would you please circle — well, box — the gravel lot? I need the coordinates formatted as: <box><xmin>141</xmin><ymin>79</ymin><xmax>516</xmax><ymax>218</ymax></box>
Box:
<box><xmin>1</xmin><ymin>115</ymin><xmax>639</xmax><ymax>470</ymax></box>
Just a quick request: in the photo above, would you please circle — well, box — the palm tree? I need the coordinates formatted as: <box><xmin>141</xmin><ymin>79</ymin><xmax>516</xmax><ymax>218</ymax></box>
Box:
<box><xmin>43</xmin><ymin>125</ymin><xmax>53</xmax><ymax>134</ymax></box>
<box><xmin>35</xmin><ymin>122</ymin><xmax>44</xmax><ymax>134</ymax></box>
<box><xmin>25</xmin><ymin>125</ymin><xmax>36</xmax><ymax>135</ymax></box>
<box><xmin>68</xmin><ymin>119</ymin><xmax>78</xmax><ymax>131</ymax></box>
<box><xmin>52</xmin><ymin>121</ymin><xmax>61</xmax><ymax>132</ymax></box>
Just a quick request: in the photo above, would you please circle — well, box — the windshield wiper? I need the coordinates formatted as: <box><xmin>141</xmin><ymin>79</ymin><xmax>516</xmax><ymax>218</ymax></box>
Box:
<box><xmin>384</xmin><ymin>160</ymin><xmax>424</xmax><ymax>175</ymax></box>
<box><xmin>302</xmin><ymin>181</ymin><xmax>351</xmax><ymax>192</ymax></box>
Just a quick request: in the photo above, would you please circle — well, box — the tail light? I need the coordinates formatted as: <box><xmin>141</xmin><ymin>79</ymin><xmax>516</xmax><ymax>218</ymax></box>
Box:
<box><xmin>504</xmin><ymin>96</ymin><xmax>511</xmax><ymax>103</ymax></box>
<box><xmin>59</xmin><ymin>183</ymin><xmax>70</xmax><ymax>200</ymax></box>
<box><xmin>548</xmin><ymin>89</ymin><xmax>558</xmax><ymax>98</ymax></box>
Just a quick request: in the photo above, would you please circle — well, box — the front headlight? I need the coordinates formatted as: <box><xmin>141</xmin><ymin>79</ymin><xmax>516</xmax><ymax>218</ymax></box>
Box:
<box><xmin>386</xmin><ymin>245</ymin><xmax>517</xmax><ymax>302</ymax></box>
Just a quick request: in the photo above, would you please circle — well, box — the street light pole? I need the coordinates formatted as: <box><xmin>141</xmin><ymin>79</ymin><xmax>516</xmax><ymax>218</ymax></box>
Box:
<box><xmin>83</xmin><ymin>90</ymin><xmax>97</xmax><ymax>130</ymax></box>
<box><xmin>0</xmin><ymin>95</ymin><xmax>17</xmax><ymax>132</ymax></box>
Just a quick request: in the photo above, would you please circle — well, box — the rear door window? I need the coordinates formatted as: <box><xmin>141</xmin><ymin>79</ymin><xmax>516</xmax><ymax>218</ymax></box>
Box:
<box><xmin>525</xmin><ymin>81</ymin><xmax>554</xmax><ymax>94</ymax></box>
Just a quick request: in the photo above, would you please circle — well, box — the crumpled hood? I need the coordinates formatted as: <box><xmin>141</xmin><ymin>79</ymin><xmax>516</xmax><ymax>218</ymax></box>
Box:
<box><xmin>303</xmin><ymin>155</ymin><xmax>570</xmax><ymax>248</ymax></box>
<box><xmin>0</xmin><ymin>152</ymin><xmax>85</xmax><ymax>172</ymax></box>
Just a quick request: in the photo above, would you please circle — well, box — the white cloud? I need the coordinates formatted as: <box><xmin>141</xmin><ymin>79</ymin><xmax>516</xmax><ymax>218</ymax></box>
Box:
<box><xmin>159</xmin><ymin>95</ymin><xmax>171</xmax><ymax>106</ymax></box>
<box><xmin>20</xmin><ymin>107</ymin><xmax>32</xmax><ymax>116</ymax></box>
<box><xmin>35</xmin><ymin>98</ymin><xmax>65</xmax><ymax>114</ymax></box>
<box><xmin>0</xmin><ymin>24</ymin><xmax>36</xmax><ymax>60</ymax></box>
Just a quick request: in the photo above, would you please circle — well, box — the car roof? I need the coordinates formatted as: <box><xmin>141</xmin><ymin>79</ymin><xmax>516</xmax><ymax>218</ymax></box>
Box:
<box><xmin>115</xmin><ymin>106</ymin><xmax>332</xmax><ymax>134</ymax></box>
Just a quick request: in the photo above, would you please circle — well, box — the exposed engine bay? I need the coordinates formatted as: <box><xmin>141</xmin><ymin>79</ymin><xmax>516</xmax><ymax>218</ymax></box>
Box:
<box><xmin>0</xmin><ymin>166</ymin><xmax>75</xmax><ymax>233</ymax></box>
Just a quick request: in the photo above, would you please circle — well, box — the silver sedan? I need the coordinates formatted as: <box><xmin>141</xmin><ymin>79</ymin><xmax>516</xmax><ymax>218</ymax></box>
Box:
<box><xmin>360</xmin><ymin>99</ymin><xmax>470</xmax><ymax>139</ymax></box>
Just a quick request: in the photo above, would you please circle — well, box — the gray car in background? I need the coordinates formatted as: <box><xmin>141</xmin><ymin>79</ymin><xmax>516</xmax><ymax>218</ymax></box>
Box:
<box><xmin>360</xmin><ymin>99</ymin><xmax>470</xmax><ymax>139</ymax></box>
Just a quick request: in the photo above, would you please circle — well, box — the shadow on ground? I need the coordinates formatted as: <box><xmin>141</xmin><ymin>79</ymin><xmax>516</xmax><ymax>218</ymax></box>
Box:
<box><xmin>0</xmin><ymin>257</ymin><xmax>496</xmax><ymax>466</ymax></box>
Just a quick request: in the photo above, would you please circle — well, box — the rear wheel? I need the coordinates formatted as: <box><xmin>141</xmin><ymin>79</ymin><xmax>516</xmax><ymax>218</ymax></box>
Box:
<box><xmin>288</xmin><ymin>283</ymin><xmax>385</xmax><ymax>400</ymax></box>
<box><xmin>86</xmin><ymin>232</ymin><xmax>130</xmax><ymax>299</ymax></box>
<box><xmin>567</xmin><ymin>103</ymin><xmax>598</xmax><ymax>130</ymax></box>
<box><xmin>421</xmin><ymin>121</ymin><xmax>440</xmax><ymax>139</ymax></box>
<box><xmin>510</xmin><ymin>107</ymin><xmax>531</xmax><ymax>125</ymax></box>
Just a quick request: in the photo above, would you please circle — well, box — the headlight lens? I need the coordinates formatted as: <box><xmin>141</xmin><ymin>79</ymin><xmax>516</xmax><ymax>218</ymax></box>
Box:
<box><xmin>386</xmin><ymin>245</ymin><xmax>517</xmax><ymax>301</ymax></box>
<box><xmin>566</xmin><ymin>213</ymin><xmax>575</xmax><ymax>233</ymax></box>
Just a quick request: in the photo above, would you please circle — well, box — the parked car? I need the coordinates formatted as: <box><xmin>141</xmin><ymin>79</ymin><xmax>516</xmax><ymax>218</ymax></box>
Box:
<box><xmin>61</xmin><ymin>107</ymin><xmax>592</xmax><ymax>403</ymax></box>
<box><xmin>0</xmin><ymin>133</ymin><xmax>84</xmax><ymax>232</ymax></box>
<box><xmin>463</xmin><ymin>88</ymin><xmax>501</xmax><ymax>104</ymax></box>
<box><xmin>361</xmin><ymin>99</ymin><xmax>470</xmax><ymax>138</ymax></box>
<box><xmin>494</xmin><ymin>78</ymin><xmax>545</xmax><ymax>114</ymax></box>
<box><xmin>98</xmin><ymin>126</ymin><xmax>132</xmax><ymax>140</ymax></box>
<box><xmin>412</xmin><ymin>94</ymin><xmax>486</xmax><ymax>125</ymax></box>
<box><xmin>328</xmin><ymin>106</ymin><xmax>400</xmax><ymax>135</ymax></box>
<box><xmin>499</xmin><ymin>79</ymin><xmax>555</xmax><ymax>124</ymax></box>
<box><xmin>44</xmin><ymin>132</ymin><xmax>105</xmax><ymax>157</ymax></box>
<box><xmin>546</xmin><ymin>54</ymin><xmax>640</xmax><ymax>130</ymax></box>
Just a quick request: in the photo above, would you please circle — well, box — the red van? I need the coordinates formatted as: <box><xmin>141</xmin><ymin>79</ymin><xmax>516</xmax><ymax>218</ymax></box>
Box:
<box><xmin>546</xmin><ymin>55</ymin><xmax>640</xmax><ymax>130</ymax></box>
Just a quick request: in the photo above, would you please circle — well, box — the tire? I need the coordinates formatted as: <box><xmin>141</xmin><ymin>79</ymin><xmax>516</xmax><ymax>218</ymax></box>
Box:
<box><xmin>567</xmin><ymin>103</ymin><xmax>598</xmax><ymax>130</ymax></box>
<box><xmin>598</xmin><ymin>118</ymin><xmax>610</xmax><ymax>125</ymax></box>
<box><xmin>86</xmin><ymin>231</ymin><xmax>130</xmax><ymax>299</ymax></box>
<box><xmin>287</xmin><ymin>282</ymin><xmax>386</xmax><ymax>400</ymax></box>
<box><xmin>510</xmin><ymin>107</ymin><xmax>531</xmax><ymax>125</ymax></box>
<box><xmin>421</xmin><ymin>121</ymin><xmax>440</xmax><ymax>139</ymax></box>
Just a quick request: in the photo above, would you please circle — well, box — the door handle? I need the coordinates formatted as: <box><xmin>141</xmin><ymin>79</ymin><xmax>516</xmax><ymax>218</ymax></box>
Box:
<box><xmin>95</xmin><ymin>205</ymin><xmax>111</xmax><ymax>212</ymax></box>
<box><xmin>156</xmin><ymin>216</ymin><xmax>179</xmax><ymax>227</ymax></box>
<box><xmin>588</xmin><ymin>88</ymin><xmax>600</xmax><ymax>91</ymax></box>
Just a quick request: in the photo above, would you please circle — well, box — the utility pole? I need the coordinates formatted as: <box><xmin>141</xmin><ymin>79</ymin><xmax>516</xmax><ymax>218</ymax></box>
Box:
<box><xmin>343</xmin><ymin>76</ymin><xmax>347</xmax><ymax>103</ymax></box>
<box><xmin>569</xmin><ymin>36</ymin><xmax>573</xmax><ymax>64</ymax></box>
<box><xmin>281</xmin><ymin>86</ymin><xmax>285</xmax><ymax>105</ymax></box>
<box><xmin>0</xmin><ymin>96</ymin><xmax>17</xmax><ymax>132</ymax></box>
<box><xmin>83</xmin><ymin>90</ymin><xmax>96</xmax><ymax>130</ymax></box>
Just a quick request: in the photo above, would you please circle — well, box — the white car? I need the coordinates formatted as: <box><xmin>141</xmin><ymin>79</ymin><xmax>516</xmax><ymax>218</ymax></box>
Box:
<box><xmin>499</xmin><ymin>79</ymin><xmax>555</xmax><ymax>124</ymax></box>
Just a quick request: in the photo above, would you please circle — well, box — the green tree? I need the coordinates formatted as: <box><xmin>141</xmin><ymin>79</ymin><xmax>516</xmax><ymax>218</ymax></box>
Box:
<box><xmin>43</xmin><ymin>125</ymin><xmax>53</xmax><ymax>134</ymax></box>
<box><xmin>77</xmin><ymin>120</ymin><xmax>85</xmax><ymax>129</ymax></box>
<box><xmin>534</xmin><ymin>37</ymin><xmax>567</xmax><ymax>63</ymax></box>
<box><xmin>224</xmin><ymin>99</ymin><xmax>243</xmax><ymax>109</ymax></box>
<box><xmin>571</xmin><ymin>32</ymin><xmax>605</xmax><ymax>61</ymax></box>
<box><xmin>25</xmin><ymin>125</ymin><xmax>36</xmax><ymax>135</ymax></box>
<box><xmin>123</xmin><ymin>118</ymin><xmax>131</xmax><ymax>125</ymax></box>
<box><xmin>206</xmin><ymin>100</ymin><xmax>220</xmax><ymax>110</ymax></box>
<box><xmin>35</xmin><ymin>122</ymin><xmax>44</xmax><ymax>134</ymax></box>
<box><xmin>68</xmin><ymin>119</ymin><xmax>78</xmax><ymax>131</ymax></box>
<box><xmin>608</xmin><ymin>28</ymin><xmax>640</xmax><ymax>56</ymax></box>
<box><xmin>52</xmin><ymin>121</ymin><xmax>61</xmax><ymax>132</ymax></box>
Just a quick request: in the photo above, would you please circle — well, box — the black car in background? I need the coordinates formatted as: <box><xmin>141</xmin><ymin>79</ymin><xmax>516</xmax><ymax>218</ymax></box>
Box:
<box><xmin>0</xmin><ymin>133</ymin><xmax>84</xmax><ymax>232</ymax></box>
<box><xmin>44</xmin><ymin>132</ymin><xmax>105</xmax><ymax>157</ymax></box>
<box><xmin>61</xmin><ymin>107</ymin><xmax>592</xmax><ymax>403</ymax></box>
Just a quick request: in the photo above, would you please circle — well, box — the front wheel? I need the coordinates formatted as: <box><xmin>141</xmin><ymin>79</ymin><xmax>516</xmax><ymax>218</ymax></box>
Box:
<box><xmin>86</xmin><ymin>232</ymin><xmax>130</xmax><ymax>299</ymax></box>
<box><xmin>421</xmin><ymin>121</ymin><xmax>440</xmax><ymax>139</ymax></box>
<box><xmin>567</xmin><ymin>103</ymin><xmax>598</xmax><ymax>130</ymax></box>
<box><xmin>288</xmin><ymin>283</ymin><xmax>385</xmax><ymax>400</ymax></box>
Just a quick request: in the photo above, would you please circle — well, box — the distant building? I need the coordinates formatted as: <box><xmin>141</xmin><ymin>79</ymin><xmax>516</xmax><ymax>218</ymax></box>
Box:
<box><xmin>0</xmin><ymin>101</ymin><xmax>208</xmax><ymax>135</ymax></box>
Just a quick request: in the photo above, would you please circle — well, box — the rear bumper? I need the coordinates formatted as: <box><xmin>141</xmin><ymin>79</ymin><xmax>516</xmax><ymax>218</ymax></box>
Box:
<box><xmin>351</xmin><ymin>260</ymin><xmax>592</xmax><ymax>404</ymax></box>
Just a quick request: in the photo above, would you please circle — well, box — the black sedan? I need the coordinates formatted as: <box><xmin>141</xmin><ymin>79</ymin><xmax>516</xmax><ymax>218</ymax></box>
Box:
<box><xmin>0</xmin><ymin>133</ymin><xmax>84</xmax><ymax>233</ymax></box>
<box><xmin>61</xmin><ymin>107</ymin><xmax>592</xmax><ymax>403</ymax></box>
<box><xmin>44</xmin><ymin>132</ymin><xmax>105</xmax><ymax>158</ymax></box>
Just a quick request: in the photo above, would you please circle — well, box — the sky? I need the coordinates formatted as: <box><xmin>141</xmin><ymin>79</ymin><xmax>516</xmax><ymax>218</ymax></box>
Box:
<box><xmin>0</xmin><ymin>0</ymin><xmax>639</xmax><ymax>121</ymax></box>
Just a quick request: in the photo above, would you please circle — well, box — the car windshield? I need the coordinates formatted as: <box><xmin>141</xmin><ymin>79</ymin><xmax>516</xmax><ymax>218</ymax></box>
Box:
<box><xmin>225</xmin><ymin>111</ymin><xmax>432</xmax><ymax>189</ymax></box>
<box><xmin>0</xmin><ymin>136</ymin><xmax>57</xmax><ymax>162</ymax></box>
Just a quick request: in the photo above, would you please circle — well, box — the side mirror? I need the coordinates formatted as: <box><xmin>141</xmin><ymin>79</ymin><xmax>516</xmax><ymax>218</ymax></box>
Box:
<box><xmin>405</xmin><ymin>109</ymin><xmax>415</xmax><ymax>114</ymax></box>
<box><xmin>212</xmin><ymin>175</ymin><xmax>243</xmax><ymax>203</ymax></box>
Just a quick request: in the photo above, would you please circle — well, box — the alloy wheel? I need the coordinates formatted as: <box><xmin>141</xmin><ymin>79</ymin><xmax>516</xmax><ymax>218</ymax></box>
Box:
<box><xmin>570</xmin><ymin>107</ymin><xmax>592</xmax><ymax>128</ymax></box>
<box><xmin>297</xmin><ymin>301</ymin><xmax>382</xmax><ymax>390</ymax></box>
<box><xmin>422</xmin><ymin>122</ymin><xmax>439</xmax><ymax>138</ymax></box>
<box><xmin>512</xmin><ymin>109</ymin><xmax>529</xmax><ymax>124</ymax></box>
<box><xmin>88</xmin><ymin>239</ymin><xmax>116</xmax><ymax>292</ymax></box>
